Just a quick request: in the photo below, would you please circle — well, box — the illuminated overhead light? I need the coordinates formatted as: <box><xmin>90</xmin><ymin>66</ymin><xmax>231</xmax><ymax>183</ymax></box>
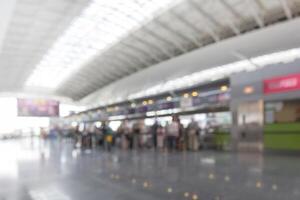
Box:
<box><xmin>106</xmin><ymin>107</ymin><xmax>114</xmax><ymax>112</ymax></box>
<box><xmin>183</xmin><ymin>93</ymin><xmax>189</xmax><ymax>98</ymax></box>
<box><xmin>220</xmin><ymin>85</ymin><xmax>228</xmax><ymax>92</ymax></box>
<box><xmin>244</xmin><ymin>86</ymin><xmax>254</xmax><ymax>94</ymax></box>
<box><xmin>166</xmin><ymin>96</ymin><xmax>172</xmax><ymax>101</ymax></box>
<box><xmin>146</xmin><ymin>111</ymin><xmax>156</xmax><ymax>116</ymax></box>
<box><xmin>131</xmin><ymin>103</ymin><xmax>136</xmax><ymax>108</ymax></box>
<box><xmin>148</xmin><ymin>99</ymin><xmax>154</xmax><ymax>105</ymax></box>
<box><xmin>128</xmin><ymin>48</ymin><xmax>300</xmax><ymax>100</ymax></box>
<box><xmin>191</xmin><ymin>91</ymin><xmax>198</xmax><ymax>97</ymax></box>
<box><xmin>25</xmin><ymin>0</ymin><xmax>179</xmax><ymax>89</ymax></box>
<box><xmin>156</xmin><ymin>109</ymin><xmax>173</xmax><ymax>115</ymax></box>
<box><xmin>95</xmin><ymin>121</ymin><xmax>102</xmax><ymax>128</ymax></box>
<box><xmin>108</xmin><ymin>115</ymin><xmax>126</xmax><ymax>120</ymax></box>
<box><xmin>142</xmin><ymin>100</ymin><xmax>148</xmax><ymax>105</ymax></box>
<box><xmin>71</xmin><ymin>121</ymin><xmax>78</xmax><ymax>127</ymax></box>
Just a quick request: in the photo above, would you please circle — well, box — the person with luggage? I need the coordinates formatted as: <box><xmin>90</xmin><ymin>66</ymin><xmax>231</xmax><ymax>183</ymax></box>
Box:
<box><xmin>101</xmin><ymin>121</ymin><xmax>114</xmax><ymax>151</ymax></box>
<box><xmin>139</xmin><ymin>121</ymin><xmax>148</xmax><ymax>149</ymax></box>
<box><xmin>73</xmin><ymin>125</ymin><xmax>81</xmax><ymax>148</ymax></box>
<box><xmin>166</xmin><ymin>115</ymin><xmax>180</xmax><ymax>151</ymax></box>
<box><xmin>117</xmin><ymin>120</ymin><xmax>131</xmax><ymax>150</ymax></box>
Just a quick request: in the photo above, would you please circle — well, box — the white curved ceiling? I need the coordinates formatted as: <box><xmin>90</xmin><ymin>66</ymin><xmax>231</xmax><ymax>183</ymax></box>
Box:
<box><xmin>0</xmin><ymin>0</ymin><xmax>300</xmax><ymax>103</ymax></box>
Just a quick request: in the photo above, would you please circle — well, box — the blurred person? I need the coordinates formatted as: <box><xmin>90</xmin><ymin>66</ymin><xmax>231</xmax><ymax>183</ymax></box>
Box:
<box><xmin>132</xmin><ymin>120</ymin><xmax>145</xmax><ymax>149</ymax></box>
<box><xmin>73</xmin><ymin>125</ymin><xmax>81</xmax><ymax>148</ymax></box>
<box><xmin>139</xmin><ymin>120</ymin><xmax>148</xmax><ymax>149</ymax></box>
<box><xmin>48</xmin><ymin>126</ymin><xmax>57</xmax><ymax>139</ymax></box>
<box><xmin>166</xmin><ymin>115</ymin><xmax>180</xmax><ymax>151</ymax></box>
<box><xmin>186</xmin><ymin>118</ymin><xmax>200</xmax><ymax>151</ymax></box>
<box><xmin>88</xmin><ymin>125</ymin><xmax>95</xmax><ymax>148</ymax></box>
<box><xmin>117</xmin><ymin>120</ymin><xmax>131</xmax><ymax>150</ymax></box>
<box><xmin>177</xmin><ymin>117</ymin><xmax>185</xmax><ymax>151</ymax></box>
<box><xmin>81</xmin><ymin>125</ymin><xmax>92</xmax><ymax>149</ymax></box>
<box><xmin>156</xmin><ymin>124</ymin><xmax>165</xmax><ymax>151</ymax></box>
<box><xmin>144</xmin><ymin>125</ymin><xmax>152</xmax><ymax>149</ymax></box>
<box><xmin>101</xmin><ymin>121</ymin><xmax>114</xmax><ymax>151</ymax></box>
<box><xmin>114</xmin><ymin>125</ymin><xmax>122</xmax><ymax>148</ymax></box>
<box><xmin>127</xmin><ymin>126</ymin><xmax>134</xmax><ymax>150</ymax></box>
<box><xmin>40</xmin><ymin>127</ymin><xmax>47</xmax><ymax>139</ymax></box>
<box><xmin>132</xmin><ymin>121</ymin><xmax>140</xmax><ymax>149</ymax></box>
<box><xmin>95</xmin><ymin>123</ymin><xmax>104</xmax><ymax>147</ymax></box>
<box><xmin>151</xmin><ymin>119</ymin><xmax>159</xmax><ymax>148</ymax></box>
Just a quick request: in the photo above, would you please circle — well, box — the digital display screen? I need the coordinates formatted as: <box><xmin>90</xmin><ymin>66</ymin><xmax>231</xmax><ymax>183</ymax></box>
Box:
<box><xmin>137</xmin><ymin>106</ymin><xmax>148</xmax><ymax>113</ymax></box>
<box><xmin>157</xmin><ymin>102</ymin><xmax>175</xmax><ymax>110</ymax></box>
<box><xmin>17</xmin><ymin>99</ymin><xmax>59</xmax><ymax>117</ymax></box>
<box><xmin>127</xmin><ymin>108</ymin><xmax>136</xmax><ymax>114</ymax></box>
<box><xmin>207</xmin><ymin>94</ymin><xmax>218</xmax><ymax>103</ymax></box>
<box><xmin>218</xmin><ymin>92</ymin><xmax>230</xmax><ymax>102</ymax></box>
<box><xmin>192</xmin><ymin>97</ymin><xmax>202</xmax><ymax>106</ymax></box>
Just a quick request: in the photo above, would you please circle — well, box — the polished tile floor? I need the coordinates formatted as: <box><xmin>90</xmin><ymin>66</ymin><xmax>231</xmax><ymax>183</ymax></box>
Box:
<box><xmin>0</xmin><ymin>138</ymin><xmax>299</xmax><ymax>200</ymax></box>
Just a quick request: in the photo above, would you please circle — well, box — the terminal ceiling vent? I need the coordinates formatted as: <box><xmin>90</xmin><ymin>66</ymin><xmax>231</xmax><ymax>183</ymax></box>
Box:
<box><xmin>0</xmin><ymin>0</ymin><xmax>300</xmax><ymax>101</ymax></box>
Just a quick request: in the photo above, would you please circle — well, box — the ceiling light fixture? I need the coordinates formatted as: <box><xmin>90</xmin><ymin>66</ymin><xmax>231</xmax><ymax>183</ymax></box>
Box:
<box><xmin>183</xmin><ymin>93</ymin><xmax>189</xmax><ymax>98</ymax></box>
<box><xmin>220</xmin><ymin>85</ymin><xmax>228</xmax><ymax>92</ymax></box>
<box><xmin>166</xmin><ymin>96</ymin><xmax>172</xmax><ymax>101</ymax></box>
<box><xmin>243</xmin><ymin>86</ymin><xmax>254</xmax><ymax>94</ymax></box>
<box><xmin>148</xmin><ymin>99</ymin><xmax>154</xmax><ymax>104</ymax></box>
<box><xmin>191</xmin><ymin>91</ymin><xmax>198</xmax><ymax>97</ymax></box>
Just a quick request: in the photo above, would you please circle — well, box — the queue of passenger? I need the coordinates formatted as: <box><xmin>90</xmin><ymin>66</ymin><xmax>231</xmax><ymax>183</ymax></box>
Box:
<box><xmin>71</xmin><ymin>115</ymin><xmax>205</xmax><ymax>152</ymax></box>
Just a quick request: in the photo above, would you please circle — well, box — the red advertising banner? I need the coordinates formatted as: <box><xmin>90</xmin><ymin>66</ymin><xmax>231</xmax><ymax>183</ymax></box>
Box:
<box><xmin>264</xmin><ymin>73</ymin><xmax>300</xmax><ymax>94</ymax></box>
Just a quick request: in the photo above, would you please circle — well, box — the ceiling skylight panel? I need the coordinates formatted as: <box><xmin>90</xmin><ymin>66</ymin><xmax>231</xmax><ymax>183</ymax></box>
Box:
<box><xmin>26</xmin><ymin>0</ymin><xmax>178</xmax><ymax>90</ymax></box>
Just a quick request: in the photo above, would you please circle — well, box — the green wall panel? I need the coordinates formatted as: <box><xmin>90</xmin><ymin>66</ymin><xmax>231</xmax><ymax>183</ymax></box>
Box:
<box><xmin>264</xmin><ymin>123</ymin><xmax>300</xmax><ymax>150</ymax></box>
<box><xmin>264</xmin><ymin>123</ymin><xmax>300</xmax><ymax>132</ymax></box>
<box><xmin>264</xmin><ymin>134</ymin><xmax>300</xmax><ymax>150</ymax></box>
<box><xmin>215</xmin><ymin>132</ymin><xmax>230</xmax><ymax>148</ymax></box>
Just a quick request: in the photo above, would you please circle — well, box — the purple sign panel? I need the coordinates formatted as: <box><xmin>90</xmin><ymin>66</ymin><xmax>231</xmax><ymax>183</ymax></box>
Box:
<box><xmin>137</xmin><ymin>106</ymin><xmax>148</xmax><ymax>113</ymax></box>
<box><xmin>193</xmin><ymin>93</ymin><xmax>228</xmax><ymax>107</ymax></box>
<box><xmin>218</xmin><ymin>92</ymin><xmax>230</xmax><ymax>102</ymax></box>
<box><xmin>17</xmin><ymin>99</ymin><xmax>59</xmax><ymax>117</ymax></box>
<box><xmin>157</xmin><ymin>102</ymin><xmax>175</xmax><ymax>110</ymax></box>
<box><xmin>127</xmin><ymin>108</ymin><xmax>136</xmax><ymax>114</ymax></box>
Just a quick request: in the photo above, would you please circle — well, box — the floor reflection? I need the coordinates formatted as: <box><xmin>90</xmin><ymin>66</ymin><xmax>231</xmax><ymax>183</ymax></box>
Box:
<box><xmin>0</xmin><ymin>138</ymin><xmax>299</xmax><ymax>200</ymax></box>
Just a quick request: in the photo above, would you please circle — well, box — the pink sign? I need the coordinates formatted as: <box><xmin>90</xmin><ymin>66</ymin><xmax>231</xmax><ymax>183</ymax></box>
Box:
<box><xmin>264</xmin><ymin>73</ymin><xmax>300</xmax><ymax>94</ymax></box>
<box><xmin>17</xmin><ymin>99</ymin><xmax>59</xmax><ymax>117</ymax></box>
